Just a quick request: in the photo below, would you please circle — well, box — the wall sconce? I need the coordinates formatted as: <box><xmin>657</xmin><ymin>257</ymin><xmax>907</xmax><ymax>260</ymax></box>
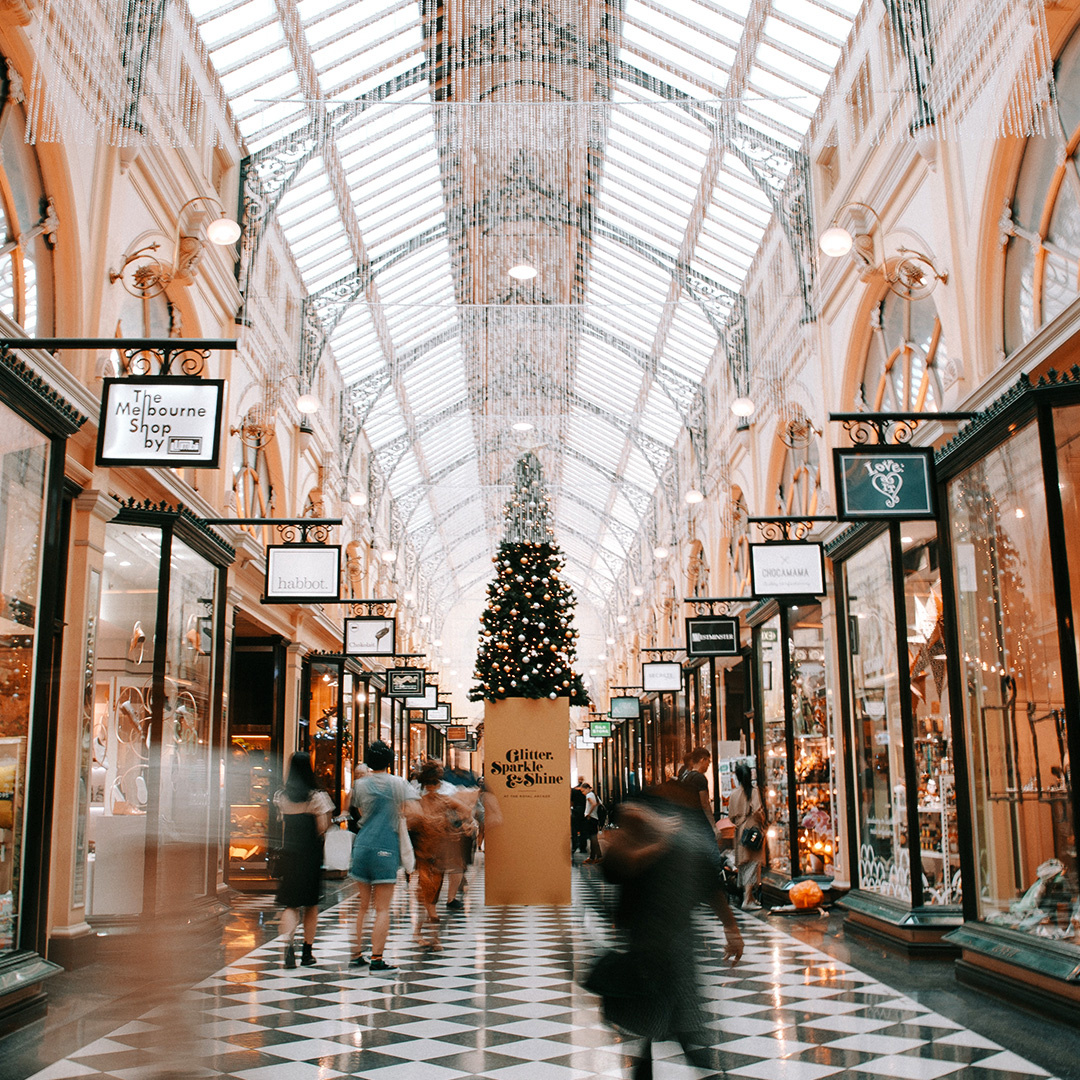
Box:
<box><xmin>819</xmin><ymin>201</ymin><xmax>947</xmax><ymax>300</ymax></box>
<box><xmin>231</xmin><ymin>372</ymin><xmax>321</xmax><ymax>450</ymax></box>
<box><xmin>110</xmin><ymin>195</ymin><xmax>241</xmax><ymax>298</ymax></box>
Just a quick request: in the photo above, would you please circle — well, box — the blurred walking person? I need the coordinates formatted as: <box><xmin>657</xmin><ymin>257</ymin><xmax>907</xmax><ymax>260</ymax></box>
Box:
<box><xmin>348</xmin><ymin>740</ymin><xmax>416</xmax><ymax>971</ymax></box>
<box><xmin>407</xmin><ymin>760</ymin><xmax>474</xmax><ymax>947</ymax></box>
<box><xmin>274</xmin><ymin>752</ymin><xmax>334</xmax><ymax>969</ymax></box>
<box><xmin>586</xmin><ymin>797</ymin><xmax>743</xmax><ymax>1080</ymax></box>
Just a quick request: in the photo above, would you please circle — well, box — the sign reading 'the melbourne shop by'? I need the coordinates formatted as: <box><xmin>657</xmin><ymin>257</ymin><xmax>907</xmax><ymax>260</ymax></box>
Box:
<box><xmin>833</xmin><ymin>446</ymin><xmax>937</xmax><ymax>519</ymax></box>
<box><xmin>96</xmin><ymin>377</ymin><xmax>225</xmax><ymax>468</ymax></box>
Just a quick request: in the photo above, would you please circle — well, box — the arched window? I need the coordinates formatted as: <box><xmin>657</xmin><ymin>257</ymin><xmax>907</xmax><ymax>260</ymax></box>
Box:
<box><xmin>774</xmin><ymin>413</ymin><xmax>823</xmax><ymax>518</ymax></box>
<box><xmin>858</xmin><ymin>289</ymin><xmax>947</xmax><ymax>414</ymax></box>
<box><xmin>1004</xmin><ymin>24</ymin><xmax>1080</xmax><ymax>351</ymax></box>
<box><xmin>0</xmin><ymin>61</ymin><xmax>55</xmax><ymax>333</ymax></box>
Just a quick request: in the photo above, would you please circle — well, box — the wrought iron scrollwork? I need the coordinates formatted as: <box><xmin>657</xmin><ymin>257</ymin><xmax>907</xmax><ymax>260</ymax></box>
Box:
<box><xmin>829</xmin><ymin>412</ymin><xmax>974</xmax><ymax>446</ymax></box>
<box><xmin>750</xmin><ymin>516</ymin><xmax>833</xmax><ymax>541</ymax></box>
<box><xmin>345</xmin><ymin>600</ymin><xmax>395</xmax><ymax>618</ymax></box>
<box><xmin>120</xmin><ymin>343</ymin><xmax>209</xmax><ymax>377</ymax></box>
<box><xmin>275</xmin><ymin>521</ymin><xmax>333</xmax><ymax>544</ymax></box>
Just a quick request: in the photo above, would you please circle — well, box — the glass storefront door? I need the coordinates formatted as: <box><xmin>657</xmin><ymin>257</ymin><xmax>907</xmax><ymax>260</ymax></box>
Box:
<box><xmin>84</xmin><ymin>518</ymin><xmax>222</xmax><ymax>918</ymax></box>
<box><xmin>0</xmin><ymin>409</ymin><xmax>49</xmax><ymax>954</ymax></box>
<box><xmin>948</xmin><ymin>420</ymin><xmax>1075</xmax><ymax>941</ymax></box>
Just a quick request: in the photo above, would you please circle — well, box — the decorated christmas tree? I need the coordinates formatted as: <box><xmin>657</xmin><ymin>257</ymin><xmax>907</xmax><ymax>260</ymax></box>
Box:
<box><xmin>470</xmin><ymin>454</ymin><xmax>590</xmax><ymax>705</ymax></box>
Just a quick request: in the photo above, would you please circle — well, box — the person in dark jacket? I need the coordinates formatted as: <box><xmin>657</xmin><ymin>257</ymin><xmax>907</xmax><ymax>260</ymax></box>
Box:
<box><xmin>588</xmin><ymin>797</ymin><xmax>744</xmax><ymax>1080</ymax></box>
<box><xmin>274</xmin><ymin>752</ymin><xmax>333</xmax><ymax>969</ymax></box>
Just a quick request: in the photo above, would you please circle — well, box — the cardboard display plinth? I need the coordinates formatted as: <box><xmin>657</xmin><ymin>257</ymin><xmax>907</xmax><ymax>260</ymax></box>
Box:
<box><xmin>483</xmin><ymin>696</ymin><xmax>571</xmax><ymax>905</ymax></box>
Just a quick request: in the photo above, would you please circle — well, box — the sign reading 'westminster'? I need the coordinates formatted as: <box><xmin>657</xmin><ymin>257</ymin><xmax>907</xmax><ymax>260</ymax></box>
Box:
<box><xmin>686</xmin><ymin>616</ymin><xmax>741</xmax><ymax>657</ymax></box>
<box><xmin>833</xmin><ymin>446</ymin><xmax>937</xmax><ymax>520</ymax></box>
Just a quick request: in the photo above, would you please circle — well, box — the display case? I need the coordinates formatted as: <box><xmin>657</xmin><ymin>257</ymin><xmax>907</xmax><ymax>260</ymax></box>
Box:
<box><xmin>752</xmin><ymin>602</ymin><xmax>839</xmax><ymax>886</ymax></box>
<box><xmin>834</xmin><ymin>515</ymin><xmax>964</xmax><ymax>947</ymax></box>
<box><xmin>227</xmin><ymin>734</ymin><xmax>272</xmax><ymax>882</ymax></box>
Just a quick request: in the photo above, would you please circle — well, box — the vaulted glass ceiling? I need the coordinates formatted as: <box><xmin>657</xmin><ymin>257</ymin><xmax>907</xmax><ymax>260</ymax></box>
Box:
<box><xmin>187</xmin><ymin>0</ymin><xmax>860</xmax><ymax>622</ymax></box>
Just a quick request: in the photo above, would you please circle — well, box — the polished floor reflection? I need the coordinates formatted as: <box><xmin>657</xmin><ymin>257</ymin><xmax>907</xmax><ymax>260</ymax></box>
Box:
<box><xmin>4</xmin><ymin>865</ymin><xmax>1078</xmax><ymax>1080</ymax></box>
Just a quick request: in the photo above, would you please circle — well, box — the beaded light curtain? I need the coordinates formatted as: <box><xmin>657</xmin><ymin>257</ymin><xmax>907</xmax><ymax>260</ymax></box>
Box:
<box><xmin>26</xmin><ymin>0</ymin><xmax>233</xmax><ymax>146</ymax></box>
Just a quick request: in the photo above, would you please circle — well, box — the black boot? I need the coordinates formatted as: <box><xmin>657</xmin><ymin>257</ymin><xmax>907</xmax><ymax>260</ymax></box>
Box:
<box><xmin>300</xmin><ymin>943</ymin><xmax>316</xmax><ymax>966</ymax></box>
<box><xmin>283</xmin><ymin>943</ymin><xmax>296</xmax><ymax>969</ymax></box>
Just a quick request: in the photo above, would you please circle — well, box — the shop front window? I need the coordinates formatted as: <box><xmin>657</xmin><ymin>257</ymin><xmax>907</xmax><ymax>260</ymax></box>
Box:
<box><xmin>87</xmin><ymin>523</ymin><xmax>161</xmax><ymax>917</ymax></box>
<box><xmin>310</xmin><ymin>661</ymin><xmax>341</xmax><ymax>807</ymax></box>
<box><xmin>0</xmin><ymin>411</ymin><xmax>49</xmax><ymax>954</ymax></box>
<box><xmin>949</xmin><ymin>422</ymin><xmax>1075</xmax><ymax>940</ymax></box>
<box><xmin>845</xmin><ymin>533</ymin><xmax>909</xmax><ymax>901</ymax></box>
<box><xmin>902</xmin><ymin>523</ymin><xmax>959</xmax><ymax>905</ymax></box>
<box><xmin>788</xmin><ymin>603</ymin><xmax>837</xmax><ymax>878</ymax></box>
<box><xmin>758</xmin><ymin>616</ymin><xmax>789</xmax><ymax>874</ymax></box>
<box><xmin>157</xmin><ymin>536</ymin><xmax>217</xmax><ymax>903</ymax></box>
<box><xmin>86</xmin><ymin>521</ymin><xmax>221</xmax><ymax>918</ymax></box>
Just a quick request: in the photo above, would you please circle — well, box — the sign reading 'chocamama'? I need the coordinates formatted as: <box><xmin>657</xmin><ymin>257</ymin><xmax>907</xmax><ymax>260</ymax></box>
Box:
<box><xmin>488</xmin><ymin>748</ymin><xmax>564</xmax><ymax>788</ymax></box>
<box><xmin>96</xmin><ymin>377</ymin><xmax>225</xmax><ymax>468</ymax></box>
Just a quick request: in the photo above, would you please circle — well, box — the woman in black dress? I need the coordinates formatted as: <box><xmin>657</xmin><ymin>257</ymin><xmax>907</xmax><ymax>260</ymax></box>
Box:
<box><xmin>274</xmin><ymin>752</ymin><xmax>334</xmax><ymax>968</ymax></box>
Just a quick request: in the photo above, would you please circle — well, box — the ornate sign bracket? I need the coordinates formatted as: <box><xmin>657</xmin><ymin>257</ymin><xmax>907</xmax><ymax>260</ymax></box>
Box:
<box><xmin>1</xmin><ymin>337</ymin><xmax>237</xmax><ymax>379</ymax></box>
<box><xmin>343</xmin><ymin>599</ymin><xmax>397</xmax><ymax>618</ymax></box>
<box><xmin>642</xmin><ymin>646</ymin><xmax>685</xmax><ymax>662</ymax></box>
<box><xmin>748</xmin><ymin>515</ymin><xmax>835</xmax><ymax>541</ymax></box>
<box><xmin>683</xmin><ymin>595</ymin><xmax>750</xmax><ymax>616</ymax></box>
<box><xmin>829</xmin><ymin>411</ymin><xmax>973</xmax><ymax>446</ymax></box>
<box><xmin>206</xmin><ymin>516</ymin><xmax>341</xmax><ymax>544</ymax></box>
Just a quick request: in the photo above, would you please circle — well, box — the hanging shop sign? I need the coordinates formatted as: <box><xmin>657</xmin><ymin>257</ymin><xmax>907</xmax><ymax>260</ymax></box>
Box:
<box><xmin>833</xmin><ymin>446</ymin><xmax>937</xmax><ymax>520</ymax></box>
<box><xmin>686</xmin><ymin>615</ymin><xmax>741</xmax><ymax>657</ymax></box>
<box><xmin>446</xmin><ymin>724</ymin><xmax>469</xmax><ymax>741</ymax></box>
<box><xmin>610</xmin><ymin>695</ymin><xmax>641</xmax><ymax>719</ymax></box>
<box><xmin>427</xmin><ymin>703</ymin><xmax>450</xmax><ymax>723</ymax></box>
<box><xmin>642</xmin><ymin>660</ymin><xmax>682</xmax><ymax>692</ymax></box>
<box><xmin>449</xmin><ymin>734</ymin><xmax>478</xmax><ymax>751</ymax></box>
<box><xmin>386</xmin><ymin>668</ymin><xmax>424</xmax><ymax>697</ymax></box>
<box><xmin>576</xmin><ymin>734</ymin><xmax>602</xmax><ymax>749</ymax></box>
<box><xmin>589</xmin><ymin>720</ymin><xmax>612</xmax><ymax>738</ymax></box>
<box><xmin>264</xmin><ymin>544</ymin><xmax>341</xmax><ymax>603</ymax></box>
<box><xmin>96</xmin><ymin>377</ymin><xmax>225</xmax><ymax>468</ymax></box>
<box><xmin>750</xmin><ymin>541</ymin><xmax>826</xmax><ymax>597</ymax></box>
<box><xmin>344</xmin><ymin>616</ymin><xmax>396</xmax><ymax>656</ymax></box>
<box><xmin>405</xmin><ymin>685</ymin><xmax>438</xmax><ymax>710</ymax></box>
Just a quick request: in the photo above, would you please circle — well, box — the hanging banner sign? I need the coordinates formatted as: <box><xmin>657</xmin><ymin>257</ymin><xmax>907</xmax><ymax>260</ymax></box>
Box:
<box><xmin>427</xmin><ymin>703</ymin><xmax>450</xmax><ymax>723</ymax></box>
<box><xmin>642</xmin><ymin>661</ymin><xmax>682</xmax><ymax>692</ymax></box>
<box><xmin>576</xmin><ymin>735</ymin><xmax>602</xmax><ymax>749</ymax></box>
<box><xmin>750</xmin><ymin>541</ymin><xmax>826</xmax><ymax>597</ymax></box>
<box><xmin>405</xmin><ymin>686</ymin><xmax>438</xmax><ymax>710</ymax></box>
<box><xmin>833</xmin><ymin>446</ymin><xmax>937</xmax><ymax>519</ymax></box>
<box><xmin>386</xmin><ymin>668</ymin><xmax>424</xmax><ymax>697</ymax></box>
<box><xmin>96</xmin><ymin>377</ymin><xmax>225</xmax><ymax>468</ymax></box>
<box><xmin>446</xmin><ymin>725</ymin><xmax>469</xmax><ymax>741</ymax></box>
<box><xmin>610</xmin><ymin>695</ymin><xmax>641</xmax><ymax>719</ymax></box>
<box><xmin>264</xmin><ymin>544</ymin><xmax>341</xmax><ymax>603</ymax></box>
<box><xmin>344</xmin><ymin>616</ymin><xmax>396</xmax><ymax>656</ymax></box>
<box><xmin>589</xmin><ymin>720</ymin><xmax>612</xmax><ymax>738</ymax></box>
<box><xmin>686</xmin><ymin>616</ymin><xmax>741</xmax><ymax>657</ymax></box>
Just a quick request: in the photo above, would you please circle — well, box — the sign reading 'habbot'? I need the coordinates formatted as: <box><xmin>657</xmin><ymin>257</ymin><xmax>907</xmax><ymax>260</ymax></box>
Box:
<box><xmin>96</xmin><ymin>377</ymin><xmax>225</xmax><ymax>468</ymax></box>
<box><xmin>263</xmin><ymin>544</ymin><xmax>341</xmax><ymax>604</ymax></box>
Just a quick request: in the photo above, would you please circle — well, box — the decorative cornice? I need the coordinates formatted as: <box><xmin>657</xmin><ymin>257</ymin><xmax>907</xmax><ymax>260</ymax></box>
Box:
<box><xmin>74</xmin><ymin>490</ymin><xmax>121</xmax><ymax>524</ymax></box>
<box><xmin>0</xmin><ymin>346</ymin><xmax>88</xmax><ymax>436</ymax></box>
<box><xmin>112</xmin><ymin>496</ymin><xmax>236</xmax><ymax>565</ymax></box>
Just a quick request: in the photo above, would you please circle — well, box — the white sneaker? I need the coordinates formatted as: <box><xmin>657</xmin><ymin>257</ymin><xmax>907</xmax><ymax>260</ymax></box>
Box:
<box><xmin>743</xmin><ymin>900</ymin><xmax>762</xmax><ymax>910</ymax></box>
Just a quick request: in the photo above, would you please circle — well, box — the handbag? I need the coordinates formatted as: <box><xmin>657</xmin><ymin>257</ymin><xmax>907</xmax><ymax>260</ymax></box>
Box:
<box><xmin>398</xmin><ymin>814</ymin><xmax>416</xmax><ymax>874</ymax></box>
<box><xmin>583</xmin><ymin>949</ymin><xmax>674</xmax><ymax>1038</ymax></box>
<box><xmin>740</xmin><ymin>824</ymin><xmax>764</xmax><ymax>852</ymax></box>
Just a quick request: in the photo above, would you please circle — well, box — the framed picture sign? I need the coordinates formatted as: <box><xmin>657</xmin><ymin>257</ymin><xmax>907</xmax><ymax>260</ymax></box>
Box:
<box><xmin>344</xmin><ymin>616</ymin><xmax>396</xmax><ymax>656</ymax></box>
<box><xmin>386</xmin><ymin>668</ymin><xmax>424</xmax><ymax>697</ymax></box>
<box><xmin>264</xmin><ymin>544</ymin><xmax>341</xmax><ymax>604</ymax></box>
<box><xmin>749</xmin><ymin>542</ymin><xmax>826</xmax><ymax>598</ymax></box>
<box><xmin>833</xmin><ymin>446</ymin><xmax>937</xmax><ymax>520</ymax></box>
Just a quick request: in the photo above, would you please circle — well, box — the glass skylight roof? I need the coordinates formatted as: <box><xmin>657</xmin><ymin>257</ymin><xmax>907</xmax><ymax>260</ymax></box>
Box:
<box><xmin>186</xmin><ymin>0</ymin><xmax>859</xmax><ymax>622</ymax></box>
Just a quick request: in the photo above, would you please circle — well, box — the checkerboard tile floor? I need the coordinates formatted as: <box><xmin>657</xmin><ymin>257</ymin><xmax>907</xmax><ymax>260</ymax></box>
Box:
<box><xmin>28</xmin><ymin>871</ymin><xmax>1061</xmax><ymax>1080</ymax></box>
